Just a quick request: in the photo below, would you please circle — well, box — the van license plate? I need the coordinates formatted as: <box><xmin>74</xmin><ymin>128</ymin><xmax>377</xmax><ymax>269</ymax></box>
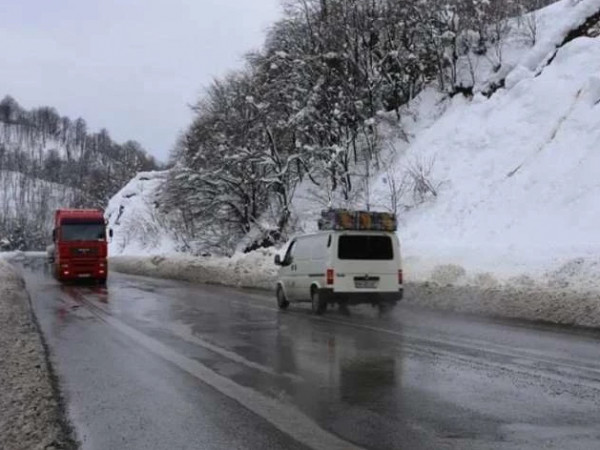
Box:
<box><xmin>355</xmin><ymin>280</ymin><xmax>377</xmax><ymax>289</ymax></box>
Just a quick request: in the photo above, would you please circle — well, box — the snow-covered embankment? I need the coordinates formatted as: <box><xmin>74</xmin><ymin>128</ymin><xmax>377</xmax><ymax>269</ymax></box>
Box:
<box><xmin>110</xmin><ymin>248</ymin><xmax>600</xmax><ymax>328</ymax></box>
<box><xmin>110</xmin><ymin>248</ymin><xmax>278</xmax><ymax>291</ymax></box>
<box><xmin>0</xmin><ymin>259</ymin><xmax>74</xmax><ymax>450</ymax></box>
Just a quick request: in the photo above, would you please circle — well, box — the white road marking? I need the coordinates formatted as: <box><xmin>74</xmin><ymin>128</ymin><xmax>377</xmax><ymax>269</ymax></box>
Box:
<box><xmin>80</xmin><ymin>299</ymin><xmax>363</xmax><ymax>450</ymax></box>
<box><xmin>78</xmin><ymin>287</ymin><xmax>305</xmax><ymax>384</ymax></box>
<box><xmin>164</xmin><ymin>322</ymin><xmax>304</xmax><ymax>383</ymax></box>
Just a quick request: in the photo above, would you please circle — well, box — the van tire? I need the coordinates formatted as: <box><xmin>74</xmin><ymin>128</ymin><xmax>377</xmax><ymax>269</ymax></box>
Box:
<box><xmin>276</xmin><ymin>286</ymin><xmax>290</xmax><ymax>310</ymax></box>
<box><xmin>311</xmin><ymin>287</ymin><xmax>326</xmax><ymax>315</ymax></box>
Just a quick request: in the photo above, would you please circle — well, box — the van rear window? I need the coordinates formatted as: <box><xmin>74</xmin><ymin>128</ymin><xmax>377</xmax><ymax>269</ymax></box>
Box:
<box><xmin>338</xmin><ymin>235</ymin><xmax>393</xmax><ymax>260</ymax></box>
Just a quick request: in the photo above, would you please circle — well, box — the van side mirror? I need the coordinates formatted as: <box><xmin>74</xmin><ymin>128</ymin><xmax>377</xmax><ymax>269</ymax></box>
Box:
<box><xmin>274</xmin><ymin>255</ymin><xmax>282</xmax><ymax>266</ymax></box>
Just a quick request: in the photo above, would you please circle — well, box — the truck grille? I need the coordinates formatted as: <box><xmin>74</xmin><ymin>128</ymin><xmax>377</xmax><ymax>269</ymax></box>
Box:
<box><xmin>70</xmin><ymin>247</ymin><xmax>99</xmax><ymax>256</ymax></box>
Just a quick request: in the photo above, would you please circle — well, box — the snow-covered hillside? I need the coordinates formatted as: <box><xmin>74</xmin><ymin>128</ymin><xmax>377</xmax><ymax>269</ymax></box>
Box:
<box><xmin>0</xmin><ymin>170</ymin><xmax>77</xmax><ymax>249</ymax></box>
<box><xmin>387</xmin><ymin>37</ymin><xmax>600</xmax><ymax>283</ymax></box>
<box><xmin>105</xmin><ymin>171</ymin><xmax>178</xmax><ymax>255</ymax></box>
<box><xmin>372</xmin><ymin>0</ymin><xmax>600</xmax><ymax>285</ymax></box>
<box><xmin>109</xmin><ymin>0</ymin><xmax>600</xmax><ymax>293</ymax></box>
<box><xmin>0</xmin><ymin>96</ymin><xmax>158</xmax><ymax>250</ymax></box>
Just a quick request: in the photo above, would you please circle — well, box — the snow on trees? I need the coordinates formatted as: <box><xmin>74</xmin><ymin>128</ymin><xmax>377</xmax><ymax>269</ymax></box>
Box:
<box><xmin>166</xmin><ymin>0</ymin><xmax>558</xmax><ymax>253</ymax></box>
<box><xmin>0</xmin><ymin>96</ymin><xmax>157</xmax><ymax>250</ymax></box>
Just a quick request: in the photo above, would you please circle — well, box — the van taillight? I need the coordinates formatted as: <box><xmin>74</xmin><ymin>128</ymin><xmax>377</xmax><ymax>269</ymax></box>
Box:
<box><xmin>326</xmin><ymin>269</ymin><xmax>334</xmax><ymax>285</ymax></box>
<box><xmin>398</xmin><ymin>269</ymin><xmax>403</xmax><ymax>284</ymax></box>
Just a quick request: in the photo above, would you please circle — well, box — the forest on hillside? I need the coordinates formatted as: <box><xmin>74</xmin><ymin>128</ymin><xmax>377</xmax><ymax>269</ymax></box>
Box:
<box><xmin>164</xmin><ymin>0</ymin><xmax>555</xmax><ymax>254</ymax></box>
<box><xmin>0</xmin><ymin>96</ymin><xmax>157</xmax><ymax>250</ymax></box>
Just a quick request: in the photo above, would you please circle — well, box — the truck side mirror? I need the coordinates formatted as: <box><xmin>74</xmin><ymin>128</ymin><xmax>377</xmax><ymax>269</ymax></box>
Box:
<box><xmin>52</xmin><ymin>229</ymin><xmax>56</xmax><ymax>242</ymax></box>
<box><xmin>109</xmin><ymin>229</ymin><xmax>114</xmax><ymax>238</ymax></box>
<box><xmin>274</xmin><ymin>254</ymin><xmax>282</xmax><ymax>266</ymax></box>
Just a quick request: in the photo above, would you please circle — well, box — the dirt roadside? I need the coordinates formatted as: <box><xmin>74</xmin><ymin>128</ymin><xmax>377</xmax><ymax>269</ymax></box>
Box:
<box><xmin>0</xmin><ymin>259</ymin><xmax>76</xmax><ymax>450</ymax></box>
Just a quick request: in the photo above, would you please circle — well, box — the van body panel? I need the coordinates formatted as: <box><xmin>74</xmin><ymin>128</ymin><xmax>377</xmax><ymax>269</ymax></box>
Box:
<box><xmin>296</xmin><ymin>233</ymin><xmax>328</xmax><ymax>300</ymax></box>
<box><xmin>276</xmin><ymin>230</ymin><xmax>402</xmax><ymax>305</ymax></box>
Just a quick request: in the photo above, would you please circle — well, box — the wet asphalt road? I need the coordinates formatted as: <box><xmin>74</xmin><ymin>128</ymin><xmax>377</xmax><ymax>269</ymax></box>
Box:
<box><xmin>19</xmin><ymin>260</ymin><xmax>600</xmax><ymax>450</ymax></box>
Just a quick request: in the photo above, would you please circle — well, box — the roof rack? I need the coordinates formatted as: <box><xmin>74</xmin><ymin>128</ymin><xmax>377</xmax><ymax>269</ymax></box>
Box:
<box><xmin>317</xmin><ymin>209</ymin><xmax>397</xmax><ymax>232</ymax></box>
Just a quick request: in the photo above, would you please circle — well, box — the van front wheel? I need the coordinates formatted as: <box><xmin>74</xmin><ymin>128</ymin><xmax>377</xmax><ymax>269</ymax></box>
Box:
<box><xmin>276</xmin><ymin>286</ymin><xmax>290</xmax><ymax>310</ymax></box>
<box><xmin>311</xmin><ymin>288</ymin><xmax>327</xmax><ymax>315</ymax></box>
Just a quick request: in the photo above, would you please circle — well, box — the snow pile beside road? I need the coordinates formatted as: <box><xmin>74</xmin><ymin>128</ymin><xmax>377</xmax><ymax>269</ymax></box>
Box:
<box><xmin>406</xmin><ymin>282</ymin><xmax>600</xmax><ymax>328</ymax></box>
<box><xmin>0</xmin><ymin>259</ymin><xmax>75</xmax><ymax>450</ymax></box>
<box><xmin>111</xmin><ymin>247</ymin><xmax>279</xmax><ymax>291</ymax></box>
<box><xmin>110</xmin><ymin>245</ymin><xmax>600</xmax><ymax>328</ymax></box>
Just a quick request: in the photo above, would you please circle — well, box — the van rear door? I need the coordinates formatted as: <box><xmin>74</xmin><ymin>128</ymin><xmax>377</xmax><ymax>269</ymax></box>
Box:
<box><xmin>333</xmin><ymin>233</ymin><xmax>399</xmax><ymax>293</ymax></box>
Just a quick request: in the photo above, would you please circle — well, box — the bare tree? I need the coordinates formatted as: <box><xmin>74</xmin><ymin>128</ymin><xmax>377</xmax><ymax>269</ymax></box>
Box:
<box><xmin>406</xmin><ymin>156</ymin><xmax>443</xmax><ymax>205</ymax></box>
<box><xmin>518</xmin><ymin>9</ymin><xmax>539</xmax><ymax>46</ymax></box>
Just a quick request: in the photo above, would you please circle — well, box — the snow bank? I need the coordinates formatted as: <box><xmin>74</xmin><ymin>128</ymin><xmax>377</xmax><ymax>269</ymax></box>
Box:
<box><xmin>405</xmin><ymin>281</ymin><xmax>600</xmax><ymax>328</ymax></box>
<box><xmin>110</xmin><ymin>247</ymin><xmax>279</xmax><ymax>291</ymax></box>
<box><xmin>0</xmin><ymin>259</ymin><xmax>75</xmax><ymax>449</ymax></box>
<box><xmin>110</xmin><ymin>247</ymin><xmax>600</xmax><ymax>328</ymax></box>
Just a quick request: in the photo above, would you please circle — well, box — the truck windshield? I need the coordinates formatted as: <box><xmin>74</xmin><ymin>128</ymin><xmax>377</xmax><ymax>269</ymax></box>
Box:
<box><xmin>338</xmin><ymin>235</ymin><xmax>393</xmax><ymax>260</ymax></box>
<box><xmin>61</xmin><ymin>223</ymin><xmax>106</xmax><ymax>241</ymax></box>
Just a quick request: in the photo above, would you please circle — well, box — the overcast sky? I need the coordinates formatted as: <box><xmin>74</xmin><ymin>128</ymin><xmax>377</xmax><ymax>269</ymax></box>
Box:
<box><xmin>0</xmin><ymin>0</ymin><xmax>282</xmax><ymax>162</ymax></box>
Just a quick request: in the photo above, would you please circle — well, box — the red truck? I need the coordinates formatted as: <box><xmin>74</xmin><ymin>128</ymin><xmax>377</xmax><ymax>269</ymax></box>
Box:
<box><xmin>47</xmin><ymin>209</ymin><xmax>112</xmax><ymax>284</ymax></box>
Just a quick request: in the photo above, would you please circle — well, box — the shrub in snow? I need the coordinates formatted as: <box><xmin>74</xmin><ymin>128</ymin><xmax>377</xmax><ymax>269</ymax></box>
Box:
<box><xmin>406</xmin><ymin>157</ymin><xmax>443</xmax><ymax>206</ymax></box>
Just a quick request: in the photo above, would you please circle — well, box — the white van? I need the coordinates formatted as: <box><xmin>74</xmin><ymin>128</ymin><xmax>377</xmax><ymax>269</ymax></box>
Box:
<box><xmin>274</xmin><ymin>230</ymin><xmax>403</xmax><ymax>314</ymax></box>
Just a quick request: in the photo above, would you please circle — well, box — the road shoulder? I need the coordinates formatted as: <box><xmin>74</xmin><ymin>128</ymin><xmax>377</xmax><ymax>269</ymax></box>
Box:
<box><xmin>0</xmin><ymin>259</ymin><xmax>76</xmax><ymax>450</ymax></box>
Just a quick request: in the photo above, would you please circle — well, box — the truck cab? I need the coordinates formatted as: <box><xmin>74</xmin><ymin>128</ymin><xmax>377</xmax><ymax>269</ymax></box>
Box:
<box><xmin>50</xmin><ymin>209</ymin><xmax>112</xmax><ymax>284</ymax></box>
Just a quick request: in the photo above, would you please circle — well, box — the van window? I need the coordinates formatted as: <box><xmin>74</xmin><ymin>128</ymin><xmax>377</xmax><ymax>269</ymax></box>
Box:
<box><xmin>284</xmin><ymin>241</ymin><xmax>296</xmax><ymax>265</ymax></box>
<box><xmin>338</xmin><ymin>235</ymin><xmax>393</xmax><ymax>260</ymax></box>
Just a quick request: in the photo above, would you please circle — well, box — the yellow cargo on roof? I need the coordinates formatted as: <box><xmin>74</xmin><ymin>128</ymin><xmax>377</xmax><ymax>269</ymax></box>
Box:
<box><xmin>318</xmin><ymin>209</ymin><xmax>397</xmax><ymax>232</ymax></box>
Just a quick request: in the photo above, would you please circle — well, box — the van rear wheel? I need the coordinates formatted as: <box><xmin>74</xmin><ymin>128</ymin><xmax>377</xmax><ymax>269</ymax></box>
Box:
<box><xmin>311</xmin><ymin>288</ymin><xmax>327</xmax><ymax>315</ymax></box>
<box><xmin>276</xmin><ymin>286</ymin><xmax>290</xmax><ymax>310</ymax></box>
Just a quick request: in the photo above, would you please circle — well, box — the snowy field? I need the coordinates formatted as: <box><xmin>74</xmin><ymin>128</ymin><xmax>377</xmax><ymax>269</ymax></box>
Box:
<box><xmin>107</xmin><ymin>0</ymin><xmax>600</xmax><ymax>326</ymax></box>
